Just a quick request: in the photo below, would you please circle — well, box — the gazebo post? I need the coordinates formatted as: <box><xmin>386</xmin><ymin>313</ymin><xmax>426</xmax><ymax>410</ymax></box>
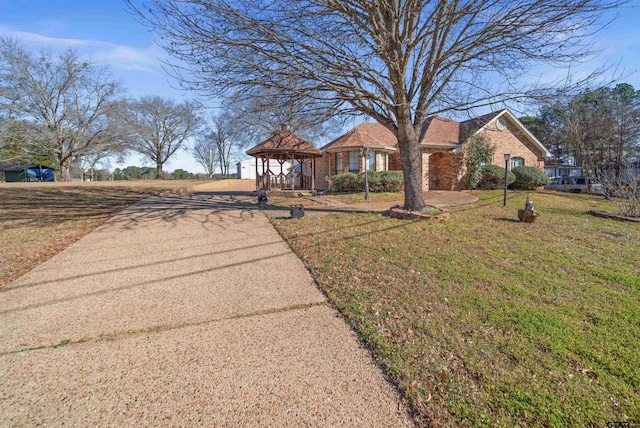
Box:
<box><xmin>255</xmin><ymin>157</ymin><xmax>259</xmax><ymax>190</ymax></box>
<box><xmin>266</xmin><ymin>154</ymin><xmax>271</xmax><ymax>190</ymax></box>
<box><xmin>262</xmin><ymin>157</ymin><xmax>268</xmax><ymax>190</ymax></box>
<box><xmin>291</xmin><ymin>154</ymin><xmax>296</xmax><ymax>191</ymax></box>
<box><xmin>278</xmin><ymin>159</ymin><xmax>285</xmax><ymax>190</ymax></box>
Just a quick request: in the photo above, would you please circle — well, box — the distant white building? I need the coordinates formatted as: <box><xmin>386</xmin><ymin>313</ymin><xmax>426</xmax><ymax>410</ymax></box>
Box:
<box><xmin>236</xmin><ymin>159</ymin><xmax>293</xmax><ymax>180</ymax></box>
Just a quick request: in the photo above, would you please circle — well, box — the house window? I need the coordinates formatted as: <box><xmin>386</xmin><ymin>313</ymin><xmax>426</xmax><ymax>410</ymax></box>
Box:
<box><xmin>368</xmin><ymin>150</ymin><xmax>376</xmax><ymax>171</ymax></box>
<box><xmin>380</xmin><ymin>153</ymin><xmax>386</xmax><ymax>170</ymax></box>
<box><xmin>348</xmin><ymin>151</ymin><xmax>360</xmax><ymax>173</ymax></box>
<box><xmin>511</xmin><ymin>157</ymin><xmax>524</xmax><ymax>169</ymax></box>
<box><xmin>335</xmin><ymin>153</ymin><xmax>343</xmax><ymax>174</ymax></box>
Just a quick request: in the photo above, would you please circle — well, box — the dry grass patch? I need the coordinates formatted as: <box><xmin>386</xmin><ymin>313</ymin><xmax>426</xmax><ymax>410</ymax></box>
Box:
<box><xmin>272</xmin><ymin>190</ymin><xmax>639</xmax><ymax>427</ymax></box>
<box><xmin>0</xmin><ymin>180</ymin><xmax>201</xmax><ymax>287</ymax></box>
<box><xmin>323</xmin><ymin>192</ymin><xmax>404</xmax><ymax>204</ymax></box>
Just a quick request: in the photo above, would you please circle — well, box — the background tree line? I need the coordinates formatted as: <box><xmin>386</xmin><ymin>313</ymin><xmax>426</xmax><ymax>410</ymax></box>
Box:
<box><xmin>0</xmin><ymin>36</ymin><xmax>340</xmax><ymax>181</ymax></box>
<box><xmin>0</xmin><ymin>37</ymin><xmax>265</xmax><ymax>180</ymax></box>
<box><xmin>522</xmin><ymin>83</ymin><xmax>640</xmax><ymax>178</ymax></box>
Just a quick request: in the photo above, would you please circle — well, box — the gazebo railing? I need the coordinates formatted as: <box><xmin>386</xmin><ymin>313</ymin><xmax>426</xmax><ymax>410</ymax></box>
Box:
<box><xmin>256</xmin><ymin>172</ymin><xmax>313</xmax><ymax>190</ymax></box>
<box><xmin>256</xmin><ymin>173</ymin><xmax>270</xmax><ymax>191</ymax></box>
<box><xmin>298</xmin><ymin>175</ymin><xmax>312</xmax><ymax>190</ymax></box>
<box><xmin>271</xmin><ymin>174</ymin><xmax>292</xmax><ymax>190</ymax></box>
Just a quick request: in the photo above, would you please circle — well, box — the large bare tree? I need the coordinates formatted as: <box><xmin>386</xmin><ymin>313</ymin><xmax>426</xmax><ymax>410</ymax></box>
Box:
<box><xmin>128</xmin><ymin>0</ymin><xmax>624</xmax><ymax>209</ymax></box>
<box><xmin>0</xmin><ymin>37</ymin><xmax>124</xmax><ymax>181</ymax></box>
<box><xmin>118</xmin><ymin>96</ymin><xmax>201</xmax><ymax>178</ymax></box>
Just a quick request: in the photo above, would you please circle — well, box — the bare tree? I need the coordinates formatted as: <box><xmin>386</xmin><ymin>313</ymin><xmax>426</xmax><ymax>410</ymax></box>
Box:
<box><xmin>118</xmin><ymin>96</ymin><xmax>201</xmax><ymax>178</ymax></box>
<box><xmin>597</xmin><ymin>161</ymin><xmax>640</xmax><ymax>217</ymax></box>
<box><xmin>0</xmin><ymin>37</ymin><xmax>124</xmax><ymax>181</ymax></box>
<box><xmin>128</xmin><ymin>0</ymin><xmax>624</xmax><ymax>210</ymax></box>
<box><xmin>533</xmin><ymin>83</ymin><xmax>640</xmax><ymax>177</ymax></box>
<box><xmin>192</xmin><ymin>134</ymin><xmax>218</xmax><ymax>178</ymax></box>
<box><xmin>77</xmin><ymin>146</ymin><xmax>120</xmax><ymax>181</ymax></box>
<box><xmin>0</xmin><ymin>118</ymin><xmax>50</xmax><ymax>165</ymax></box>
<box><xmin>202</xmin><ymin>114</ymin><xmax>241</xmax><ymax>178</ymax></box>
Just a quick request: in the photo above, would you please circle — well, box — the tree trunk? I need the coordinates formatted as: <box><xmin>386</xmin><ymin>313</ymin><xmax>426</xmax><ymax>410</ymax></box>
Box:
<box><xmin>396</xmin><ymin>122</ymin><xmax>426</xmax><ymax>211</ymax></box>
<box><xmin>156</xmin><ymin>162</ymin><xmax>163</xmax><ymax>179</ymax></box>
<box><xmin>60</xmin><ymin>161</ymin><xmax>72</xmax><ymax>182</ymax></box>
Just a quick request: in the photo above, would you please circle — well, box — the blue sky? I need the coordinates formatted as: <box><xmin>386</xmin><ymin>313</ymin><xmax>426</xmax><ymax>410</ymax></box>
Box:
<box><xmin>1</xmin><ymin>0</ymin><xmax>639</xmax><ymax>173</ymax></box>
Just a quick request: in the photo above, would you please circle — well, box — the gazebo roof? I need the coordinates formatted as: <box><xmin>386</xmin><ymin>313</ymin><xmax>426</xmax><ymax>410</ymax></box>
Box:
<box><xmin>246</xmin><ymin>130</ymin><xmax>322</xmax><ymax>160</ymax></box>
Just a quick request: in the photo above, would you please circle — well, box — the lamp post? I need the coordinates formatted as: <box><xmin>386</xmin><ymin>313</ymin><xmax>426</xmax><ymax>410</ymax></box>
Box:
<box><xmin>361</xmin><ymin>146</ymin><xmax>371</xmax><ymax>201</ymax></box>
<box><xmin>503</xmin><ymin>153</ymin><xmax>511</xmax><ymax>206</ymax></box>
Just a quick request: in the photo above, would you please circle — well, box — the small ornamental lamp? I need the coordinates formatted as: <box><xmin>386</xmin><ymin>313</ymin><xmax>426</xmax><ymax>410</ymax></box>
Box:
<box><xmin>360</xmin><ymin>146</ymin><xmax>371</xmax><ymax>201</ymax></box>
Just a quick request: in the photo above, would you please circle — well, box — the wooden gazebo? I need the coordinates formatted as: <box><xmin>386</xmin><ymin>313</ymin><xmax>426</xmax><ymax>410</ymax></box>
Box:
<box><xmin>246</xmin><ymin>128</ymin><xmax>322</xmax><ymax>191</ymax></box>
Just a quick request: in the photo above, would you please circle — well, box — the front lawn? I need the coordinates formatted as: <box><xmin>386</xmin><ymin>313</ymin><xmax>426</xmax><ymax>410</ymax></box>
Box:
<box><xmin>272</xmin><ymin>190</ymin><xmax>639</xmax><ymax>427</ymax></box>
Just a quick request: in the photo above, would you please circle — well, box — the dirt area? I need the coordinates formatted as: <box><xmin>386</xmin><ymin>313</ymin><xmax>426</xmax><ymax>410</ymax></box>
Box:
<box><xmin>0</xmin><ymin>180</ymin><xmax>203</xmax><ymax>288</ymax></box>
<box><xmin>263</xmin><ymin>190</ymin><xmax>478</xmax><ymax>217</ymax></box>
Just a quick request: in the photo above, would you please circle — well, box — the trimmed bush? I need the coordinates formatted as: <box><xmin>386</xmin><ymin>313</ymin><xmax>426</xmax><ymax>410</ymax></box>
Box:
<box><xmin>377</xmin><ymin>170</ymin><xmax>404</xmax><ymax>192</ymax></box>
<box><xmin>477</xmin><ymin>165</ymin><xmax>515</xmax><ymax>190</ymax></box>
<box><xmin>510</xmin><ymin>166</ymin><xmax>550</xmax><ymax>189</ymax></box>
<box><xmin>365</xmin><ymin>171</ymin><xmax>382</xmax><ymax>192</ymax></box>
<box><xmin>330</xmin><ymin>170</ymin><xmax>404</xmax><ymax>193</ymax></box>
<box><xmin>331</xmin><ymin>172</ymin><xmax>361</xmax><ymax>192</ymax></box>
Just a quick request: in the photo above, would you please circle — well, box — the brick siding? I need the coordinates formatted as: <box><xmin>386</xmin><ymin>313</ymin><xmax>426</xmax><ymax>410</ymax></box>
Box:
<box><xmin>483</xmin><ymin>120</ymin><xmax>545</xmax><ymax>170</ymax></box>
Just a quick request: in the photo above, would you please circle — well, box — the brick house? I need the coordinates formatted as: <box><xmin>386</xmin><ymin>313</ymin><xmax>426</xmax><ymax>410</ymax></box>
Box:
<box><xmin>314</xmin><ymin>109</ymin><xmax>550</xmax><ymax>191</ymax></box>
<box><xmin>315</xmin><ymin>123</ymin><xmax>398</xmax><ymax>190</ymax></box>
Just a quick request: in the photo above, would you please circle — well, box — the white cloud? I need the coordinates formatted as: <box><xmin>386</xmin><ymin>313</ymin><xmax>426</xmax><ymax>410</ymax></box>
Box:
<box><xmin>4</xmin><ymin>29</ymin><xmax>103</xmax><ymax>47</ymax></box>
<box><xmin>0</xmin><ymin>27</ymin><xmax>164</xmax><ymax>73</ymax></box>
<box><xmin>92</xmin><ymin>44</ymin><xmax>166</xmax><ymax>73</ymax></box>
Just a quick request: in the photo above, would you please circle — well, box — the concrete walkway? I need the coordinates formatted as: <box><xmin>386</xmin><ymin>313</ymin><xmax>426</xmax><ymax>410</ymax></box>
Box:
<box><xmin>0</xmin><ymin>187</ymin><xmax>413</xmax><ymax>425</ymax></box>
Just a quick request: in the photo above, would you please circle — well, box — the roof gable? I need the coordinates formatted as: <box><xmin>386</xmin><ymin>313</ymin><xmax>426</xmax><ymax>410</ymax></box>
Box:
<box><xmin>321</xmin><ymin>122</ymin><xmax>398</xmax><ymax>151</ymax></box>
<box><xmin>461</xmin><ymin>110</ymin><xmax>551</xmax><ymax>157</ymax></box>
<box><xmin>419</xmin><ymin>116</ymin><xmax>461</xmax><ymax>146</ymax></box>
<box><xmin>459</xmin><ymin>112</ymin><xmax>500</xmax><ymax>141</ymax></box>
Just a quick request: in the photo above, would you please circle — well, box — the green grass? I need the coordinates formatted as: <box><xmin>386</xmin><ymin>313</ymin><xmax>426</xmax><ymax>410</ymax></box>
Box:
<box><xmin>272</xmin><ymin>190</ymin><xmax>640</xmax><ymax>427</ymax></box>
<box><xmin>53</xmin><ymin>339</ymin><xmax>71</xmax><ymax>348</ymax></box>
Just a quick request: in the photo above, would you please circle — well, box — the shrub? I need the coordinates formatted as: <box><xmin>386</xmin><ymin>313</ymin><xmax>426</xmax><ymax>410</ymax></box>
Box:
<box><xmin>331</xmin><ymin>172</ymin><xmax>362</xmax><ymax>192</ymax></box>
<box><xmin>365</xmin><ymin>170</ymin><xmax>383</xmax><ymax>192</ymax></box>
<box><xmin>377</xmin><ymin>170</ymin><xmax>404</xmax><ymax>192</ymax></box>
<box><xmin>477</xmin><ymin>165</ymin><xmax>515</xmax><ymax>190</ymax></box>
<box><xmin>330</xmin><ymin>170</ymin><xmax>404</xmax><ymax>193</ymax></box>
<box><xmin>510</xmin><ymin>166</ymin><xmax>550</xmax><ymax>189</ymax></box>
<box><xmin>464</xmin><ymin>135</ymin><xmax>496</xmax><ymax>189</ymax></box>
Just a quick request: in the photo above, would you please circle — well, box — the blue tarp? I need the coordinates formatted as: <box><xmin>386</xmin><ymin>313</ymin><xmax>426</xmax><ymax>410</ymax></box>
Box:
<box><xmin>25</xmin><ymin>167</ymin><xmax>55</xmax><ymax>182</ymax></box>
<box><xmin>2</xmin><ymin>164</ymin><xmax>55</xmax><ymax>182</ymax></box>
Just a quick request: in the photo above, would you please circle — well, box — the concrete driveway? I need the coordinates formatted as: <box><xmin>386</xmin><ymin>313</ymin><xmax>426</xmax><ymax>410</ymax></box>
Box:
<box><xmin>0</xmin><ymin>186</ymin><xmax>413</xmax><ymax>426</ymax></box>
